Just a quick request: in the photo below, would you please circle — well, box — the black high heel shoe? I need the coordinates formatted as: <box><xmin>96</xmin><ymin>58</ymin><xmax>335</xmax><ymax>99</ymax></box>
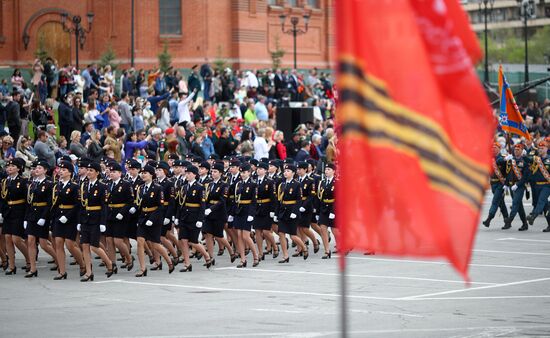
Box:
<box><xmin>151</xmin><ymin>262</ymin><xmax>163</xmax><ymax>271</ymax></box>
<box><xmin>303</xmin><ymin>250</ymin><xmax>309</xmax><ymax>260</ymax></box>
<box><xmin>322</xmin><ymin>251</ymin><xmax>332</xmax><ymax>259</ymax></box>
<box><xmin>253</xmin><ymin>259</ymin><xmax>260</xmax><ymax>267</ymax></box>
<box><xmin>314</xmin><ymin>240</ymin><xmax>320</xmax><ymax>254</ymax></box>
<box><xmin>80</xmin><ymin>267</ymin><xmax>86</xmax><ymax>277</ymax></box>
<box><xmin>278</xmin><ymin>257</ymin><xmax>290</xmax><ymax>264</ymax></box>
<box><xmin>25</xmin><ymin>270</ymin><xmax>38</xmax><ymax>278</ymax></box>
<box><xmin>230</xmin><ymin>254</ymin><xmax>238</xmax><ymax>263</ymax></box>
<box><xmin>273</xmin><ymin>250</ymin><xmax>279</xmax><ymax>259</ymax></box>
<box><xmin>237</xmin><ymin>260</ymin><xmax>247</xmax><ymax>268</ymax></box>
<box><xmin>292</xmin><ymin>251</ymin><xmax>303</xmax><ymax>257</ymax></box>
<box><xmin>127</xmin><ymin>257</ymin><xmax>135</xmax><ymax>271</ymax></box>
<box><xmin>203</xmin><ymin>258</ymin><xmax>215</xmax><ymax>268</ymax></box>
<box><xmin>49</xmin><ymin>265</ymin><xmax>59</xmax><ymax>271</ymax></box>
<box><xmin>5</xmin><ymin>267</ymin><xmax>16</xmax><ymax>275</ymax></box>
<box><xmin>135</xmin><ymin>269</ymin><xmax>148</xmax><ymax>277</ymax></box>
<box><xmin>217</xmin><ymin>248</ymin><xmax>225</xmax><ymax>256</ymax></box>
<box><xmin>1</xmin><ymin>260</ymin><xmax>8</xmax><ymax>271</ymax></box>
<box><xmin>179</xmin><ymin>264</ymin><xmax>192</xmax><ymax>272</ymax></box>
<box><xmin>106</xmin><ymin>266</ymin><xmax>115</xmax><ymax>278</ymax></box>
<box><xmin>80</xmin><ymin>274</ymin><xmax>94</xmax><ymax>282</ymax></box>
<box><xmin>264</xmin><ymin>249</ymin><xmax>273</xmax><ymax>255</ymax></box>
<box><xmin>168</xmin><ymin>262</ymin><xmax>175</xmax><ymax>274</ymax></box>
<box><xmin>53</xmin><ymin>272</ymin><xmax>68</xmax><ymax>280</ymax></box>
<box><xmin>260</xmin><ymin>254</ymin><xmax>265</xmax><ymax>261</ymax></box>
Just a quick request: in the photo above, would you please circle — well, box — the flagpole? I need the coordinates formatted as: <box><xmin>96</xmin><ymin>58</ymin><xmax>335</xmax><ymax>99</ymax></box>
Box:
<box><xmin>340</xmin><ymin>254</ymin><xmax>348</xmax><ymax>338</ymax></box>
<box><xmin>490</xmin><ymin>75</ymin><xmax>550</xmax><ymax>107</ymax></box>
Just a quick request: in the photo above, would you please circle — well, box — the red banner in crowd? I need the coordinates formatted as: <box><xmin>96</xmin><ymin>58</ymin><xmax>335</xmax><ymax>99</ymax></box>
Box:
<box><xmin>335</xmin><ymin>0</ymin><xmax>494</xmax><ymax>279</ymax></box>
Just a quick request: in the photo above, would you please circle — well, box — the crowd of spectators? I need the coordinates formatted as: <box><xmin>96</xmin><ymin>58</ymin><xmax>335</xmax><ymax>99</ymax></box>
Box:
<box><xmin>0</xmin><ymin>58</ymin><xmax>338</xmax><ymax>172</ymax></box>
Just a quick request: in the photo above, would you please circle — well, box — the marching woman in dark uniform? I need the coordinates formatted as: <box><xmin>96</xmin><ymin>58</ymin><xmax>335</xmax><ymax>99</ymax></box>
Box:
<box><xmin>175</xmin><ymin>165</ymin><xmax>212</xmax><ymax>272</ymax></box>
<box><xmin>233</xmin><ymin>163</ymin><xmax>259</xmax><ymax>268</ymax></box>
<box><xmin>268</xmin><ymin>160</ymin><xmax>283</xmax><ymax>246</ymax></box>
<box><xmin>134</xmin><ymin>164</ymin><xmax>175</xmax><ymax>277</ymax></box>
<box><xmin>52</xmin><ymin>160</ymin><xmax>85</xmax><ymax>279</ymax></box>
<box><xmin>254</xmin><ymin>162</ymin><xmax>279</xmax><ymax>260</ymax></box>
<box><xmin>203</xmin><ymin>163</ymin><xmax>237</xmax><ymax>263</ymax></box>
<box><xmin>125</xmin><ymin>159</ymin><xmax>143</xmax><ymax>254</ymax></box>
<box><xmin>1</xmin><ymin>158</ymin><xmax>30</xmax><ymax>275</ymax></box>
<box><xmin>79</xmin><ymin>161</ymin><xmax>114</xmax><ymax>282</ymax></box>
<box><xmin>277</xmin><ymin>164</ymin><xmax>308</xmax><ymax>263</ymax></box>
<box><xmin>296</xmin><ymin>161</ymin><xmax>320</xmax><ymax>255</ymax></box>
<box><xmin>24</xmin><ymin>160</ymin><xmax>58</xmax><ymax>277</ymax></box>
<box><xmin>318</xmin><ymin>163</ymin><xmax>336</xmax><ymax>259</ymax></box>
<box><xmin>225</xmin><ymin>160</ymin><xmax>241</xmax><ymax>256</ymax></box>
<box><xmin>170</xmin><ymin>159</ymin><xmax>188</xmax><ymax>263</ymax></box>
<box><xmin>154</xmin><ymin>161</ymin><xmax>178</xmax><ymax>268</ymax></box>
<box><xmin>307</xmin><ymin>159</ymin><xmax>324</xmax><ymax>243</ymax></box>
<box><xmin>106</xmin><ymin>162</ymin><xmax>135</xmax><ymax>271</ymax></box>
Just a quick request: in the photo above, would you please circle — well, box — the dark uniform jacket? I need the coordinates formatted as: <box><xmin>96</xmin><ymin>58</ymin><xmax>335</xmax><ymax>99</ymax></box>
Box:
<box><xmin>255</xmin><ymin>176</ymin><xmax>276</xmax><ymax>217</ymax></box>
<box><xmin>176</xmin><ymin>181</ymin><xmax>205</xmax><ymax>224</ymax></box>
<box><xmin>235</xmin><ymin>178</ymin><xmax>256</xmax><ymax>216</ymax></box>
<box><xmin>106</xmin><ymin>179</ymin><xmax>134</xmax><ymax>222</ymax></box>
<box><xmin>52</xmin><ymin>179</ymin><xmax>80</xmax><ymax>225</ymax></box>
<box><xmin>205</xmin><ymin>179</ymin><xmax>228</xmax><ymax>222</ymax></box>
<box><xmin>25</xmin><ymin>178</ymin><xmax>53</xmax><ymax>223</ymax></box>
<box><xmin>137</xmin><ymin>183</ymin><xmax>164</xmax><ymax>227</ymax></box>
<box><xmin>80</xmin><ymin>180</ymin><xmax>107</xmax><ymax>226</ymax></box>
<box><xmin>277</xmin><ymin>179</ymin><xmax>302</xmax><ymax>222</ymax></box>
<box><xmin>156</xmin><ymin>177</ymin><xmax>175</xmax><ymax>221</ymax></box>
<box><xmin>0</xmin><ymin>175</ymin><xmax>28</xmax><ymax>222</ymax></box>
<box><xmin>298</xmin><ymin>175</ymin><xmax>316</xmax><ymax>213</ymax></box>
<box><xmin>226</xmin><ymin>174</ymin><xmax>241</xmax><ymax>216</ymax></box>
<box><xmin>318</xmin><ymin>177</ymin><xmax>335</xmax><ymax>216</ymax></box>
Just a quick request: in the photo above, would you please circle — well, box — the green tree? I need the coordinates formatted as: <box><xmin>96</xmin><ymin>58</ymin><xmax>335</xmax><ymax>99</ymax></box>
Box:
<box><xmin>158</xmin><ymin>42</ymin><xmax>172</xmax><ymax>73</ymax></box>
<box><xmin>99</xmin><ymin>43</ymin><xmax>118</xmax><ymax>70</ymax></box>
<box><xmin>270</xmin><ymin>35</ymin><xmax>285</xmax><ymax>69</ymax></box>
<box><xmin>34</xmin><ymin>33</ymin><xmax>49</xmax><ymax>63</ymax></box>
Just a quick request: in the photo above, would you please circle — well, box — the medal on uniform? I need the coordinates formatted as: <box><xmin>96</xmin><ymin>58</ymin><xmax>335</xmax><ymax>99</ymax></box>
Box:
<box><xmin>67</xmin><ymin>188</ymin><xmax>71</xmax><ymax>193</ymax></box>
<box><xmin>16</xmin><ymin>182</ymin><xmax>20</xmax><ymax>188</ymax></box>
<box><xmin>289</xmin><ymin>188</ymin><xmax>293</xmax><ymax>194</ymax></box>
<box><xmin>246</xmin><ymin>187</ymin><xmax>249</xmax><ymax>193</ymax></box>
<box><xmin>118</xmin><ymin>187</ymin><xmax>122</xmax><ymax>192</ymax></box>
<box><xmin>150</xmin><ymin>192</ymin><xmax>154</xmax><ymax>197</ymax></box>
<box><xmin>41</xmin><ymin>186</ymin><xmax>45</xmax><ymax>192</ymax></box>
<box><xmin>193</xmin><ymin>190</ymin><xmax>196</xmax><ymax>196</ymax></box>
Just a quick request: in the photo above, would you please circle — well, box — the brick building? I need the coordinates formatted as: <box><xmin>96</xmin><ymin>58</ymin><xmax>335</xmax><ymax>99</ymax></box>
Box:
<box><xmin>0</xmin><ymin>0</ymin><xmax>335</xmax><ymax>70</ymax></box>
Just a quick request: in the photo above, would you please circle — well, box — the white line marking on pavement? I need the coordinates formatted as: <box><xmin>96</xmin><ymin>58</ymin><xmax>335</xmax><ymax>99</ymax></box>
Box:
<box><xmin>97</xmin><ymin>279</ymin><xmax>397</xmax><ymax>301</ymax></box>
<box><xmin>495</xmin><ymin>237</ymin><xmax>550</xmax><ymax>243</ymax></box>
<box><xmin>402</xmin><ymin>277</ymin><xmax>550</xmax><ymax>300</ymax></box>
<box><xmin>253</xmin><ymin>308</ymin><xmax>423</xmax><ymax>318</ymax></box>
<box><xmin>220</xmin><ymin>266</ymin><xmax>495</xmax><ymax>285</ymax></box>
<box><xmin>350</xmin><ymin>309</ymin><xmax>423</xmax><ymax>318</ymax></box>
<box><xmin>108</xmin><ymin>325</ymin><xmax>550</xmax><ymax>337</ymax></box>
<box><xmin>407</xmin><ymin>295</ymin><xmax>550</xmax><ymax>301</ymax></box>
<box><xmin>340</xmin><ymin>256</ymin><xmax>550</xmax><ymax>271</ymax></box>
<box><xmin>474</xmin><ymin>249</ymin><xmax>550</xmax><ymax>256</ymax></box>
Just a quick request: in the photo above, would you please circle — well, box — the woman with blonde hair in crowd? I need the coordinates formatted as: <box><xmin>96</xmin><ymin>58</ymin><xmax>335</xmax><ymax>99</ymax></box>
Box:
<box><xmin>15</xmin><ymin>136</ymin><xmax>36</xmax><ymax>176</ymax></box>
<box><xmin>69</xmin><ymin>131</ymin><xmax>87</xmax><ymax>158</ymax></box>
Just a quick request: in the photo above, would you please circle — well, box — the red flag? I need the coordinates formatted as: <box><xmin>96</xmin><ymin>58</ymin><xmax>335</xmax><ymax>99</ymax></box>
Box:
<box><xmin>335</xmin><ymin>0</ymin><xmax>494</xmax><ymax>279</ymax></box>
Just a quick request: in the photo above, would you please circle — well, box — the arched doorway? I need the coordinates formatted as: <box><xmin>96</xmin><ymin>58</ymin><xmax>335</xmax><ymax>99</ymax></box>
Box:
<box><xmin>36</xmin><ymin>22</ymin><xmax>71</xmax><ymax>66</ymax></box>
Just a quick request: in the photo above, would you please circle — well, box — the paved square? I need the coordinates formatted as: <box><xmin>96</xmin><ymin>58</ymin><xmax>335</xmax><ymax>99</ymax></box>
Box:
<box><xmin>1</xmin><ymin>193</ymin><xmax>550</xmax><ymax>337</ymax></box>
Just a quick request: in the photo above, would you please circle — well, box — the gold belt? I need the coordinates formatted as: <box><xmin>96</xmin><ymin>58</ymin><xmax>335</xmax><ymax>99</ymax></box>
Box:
<box><xmin>257</xmin><ymin>198</ymin><xmax>271</xmax><ymax>203</ymax></box>
<box><xmin>59</xmin><ymin>204</ymin><xmax>75</xmax><ymax>209</ymax></box>
<box><xmin>238</xmin><ymin>200</ymin><xmax>252</xmax><ymax>205</ymax></box>
<box><xmin>32</xmin><ymin>202</ymin><xmax>48</xmax><ymax>207</ymax></box>
<box><xmin>7</xmin><ymin>199</ymin><xmax>25</xmax><ymax>206</ymax></box>
<box><xmin>301</xmin><ymin>197</ymin><xmax>308</xmax><ymax>201</ymax></box>
<box><xmin>208</xmin><ymin>200</ymin><xmax>219</xmax><ymax>204</ymax></box>
<box><xmin>86</xmin><ymin>206</ymin><xmax>102</xmax><ymax>211</ymax></box>
<box><xmin>535</xmin><ymin>182</ymin><xmax>550</xmax><ymax>185</ymax></box>
<box><xmin>142</xmin><ymin>206</ymin><xmax>158</xmax><ymax>212</ymax></box>
<box><xmin>185</xmin><ymin>203</ymin><xmax>201</xmax><ymax>208</ymax></box>
<box><xmin>108</xmin><ymin>203</ymin><xmax>127</xmax><ymax>208</ymax></box>
<box><xmin>323</xmin><ymin>199</ymin><xmax>335</xmax><ymax>203</ymax></box>
<box><xmin>282</xmin><ymin>200</ymin><xmax>297</xmax><ymax>205</ymax></box>
<box><xmin>162</xmin><ymin>202</ymin><xmax>169</xmax><ymax>206</ymax></box>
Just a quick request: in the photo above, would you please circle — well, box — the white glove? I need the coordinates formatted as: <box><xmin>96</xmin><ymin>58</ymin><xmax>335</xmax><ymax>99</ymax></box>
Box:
<box><xmin>129</xmin><ymin>207</ymin><xmax>136</xmax><ymax>214</ymax></box>
<box><xmin>290</xmin><ymin>213</ymin><xmax>297</xmax><ymax>219</ymax></box>
<box><xmin>205</xmin><ymin>208</ymin><xmax>212</xmax><ymax>216</ymax></box>
<box><xmin>174</xmin><ymin>219</ymin><xmax>179</xmax><ymax>226</ymax></box>
<box><xmin>503</xmin><ymin>186</ymin><xmax>510</xmax><ymax>194</ymax></box>
<box><xmin>228</xmin><ymin>215</ymin><xmax>234</xmax><ymax>222</ymax></box>
<box><xmin>59</xmin><ymin>216</ymin><xmax>68</xmax><ymax>224</ymax></box>
<box><xmin>329</xmin><ymin>213</ymin><xmax>335</xmax><ymax>219</ymax></box>
<box><xmin>163</xmin><ymin>218</ymin><xmax>170</xmax><ymax>225</ymax></box>
<box><xmin>0</xmin><ymin>213</ymin><xmax>3</xmax><ymax>223</ymax></box>
<box><xmin>273</xmin><ymin>216</ymin><xmax>278</xmax><ymax>222</ymax></box>
<box><xmin>505</xmin><ymin>154</ymin><xmax>513</xmax><ymax>161</ymax></box>
<box><xmin>100</xmin><ymin>225</ymin><xmax>106</xmax><ymax>232</ymax></box>
<box><xmin>77</xmin><ymin>224</ymin><xmax>81</xmax><ymax>231</ymax></box>
<box><xmin>196</xmin><ymin>221</ymin><xmax>203</xmax><ymax>228</ymax></box>
<box><xmin>299</xmin><ymin>207</ymin><xmax>306</xmax><ymax>212</ymax></box>
<box><xmin>313</xmin><ymin>209</ymin><xmax>317</xmax><ymax>213</ymax></box>
<box><xmin>145</xmin><ymin>220</ymin><xmax>153</xmax><ymax>226</ymax></box>
<box><xmin>37</xmin><ymin>219</ymin><xmax>46</xmax><ymax>226</ymax></box>
<box><xmin>247</xmin><ymin>216</ymin><xmax>254</xmax><ymax>222</ymax></box>
<box><xmin>116</xmin><ymin>213</ymin><xmax>124</xmax><ymax>220</ymax></box>
<box><xmin>315</xmin><ymin>215</ymin><xmax>319</xmax><ymax>221</ymax></box>
<box><xmin>269</xmin><ymin>212</ymin><xmax>275</xmax><ymax>218</ymax></box>
<box><xmin>172</xmin><ymin>216</ymin><xmax>176</xmax><ymax>222</ymax></box>
<box><xmin>23</xmin><ymin>221</ymin><xmax>27</xmax><ymax>229</ymax></box>
<box><xmin>512</xmin><ymin>184</ymin><xmax>518</xmax><ymax>192</ymax></box>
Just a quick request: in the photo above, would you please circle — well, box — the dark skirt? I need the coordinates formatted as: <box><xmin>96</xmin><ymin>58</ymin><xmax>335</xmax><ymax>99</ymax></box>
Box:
<box><xmin>233</xmin><ymin>214</ymin><xmax>252</xmax><ymax>232</ymax></box>
<box><xmin>203</xmin><ymin>218</ymin><xmax>224</xmax><ymax>238</ymax></box>
<box><xmin>319</xmin><ymin>212</ymin><xmax>335</xmax><ymax>228</ymax></box>
<box><xmin>254</xmin><ymin>215</ymin><xmax>272</xmax><ymax>231</ymax></box>
<box><xmin>298</xmin><ymin>211</ymin><xmax>313</xmax><ymax>228</ymax></box>
<box><xmin>3</xmin><ymin>217</ymin><xmax>25</xmax><ymax>238</ymax></box>
<box><xmin>80</xmin><ymin>224</ymin><xmax>101</xmax><ymax>247</ymax></box>
<box><xmin>52</xmin><ymin>220</ymin><xmax>78</xmax><ymax>241</ymax></box>
<box><xmin>108</xmin><ymin>219</ymin><xmax>128</xmax><ymax>239</ymax></box>
<box><xmin>126</xmin><ymin>215</ymin><xmax>138</xmax><ymax>239</ymax></box>
<box><xmin>136</xmin><ymin>223</ymin><xmax>161</xmax><ymax>243</ymax></box>
<box><xmin>26</xmin><ymin>221</ymin><xmax>49</xmax><ymax>239</ymax></box>
<box><xmin>278</xmin><ymin>220</ymin><xmax>298</xmax><ymax>236</ymax></box>
<box><xmin>178</xmin><ymin>222</ymin><xmax>200</xmax><ymax>244</ymax></box>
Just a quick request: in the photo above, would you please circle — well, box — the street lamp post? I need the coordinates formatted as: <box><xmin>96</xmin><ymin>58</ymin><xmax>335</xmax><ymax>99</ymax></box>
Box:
<box><xmin>61</xmin><ymin>12</ymin><xmax>94</xmax><ymax>70</ymax></box>
<box><xmin>518</xmin><ymin>0</ymin><xmax>535</xmax><ymax>87</ymax></box>
<box><xmin>479</xmin><ymin>0</ymin><xmax>494</xmax><ymax>84</ymax></box>
<box><xmin>279</xmin><ymin>13</ymin><xmax>310</xmax><ymax>70</ymax></box>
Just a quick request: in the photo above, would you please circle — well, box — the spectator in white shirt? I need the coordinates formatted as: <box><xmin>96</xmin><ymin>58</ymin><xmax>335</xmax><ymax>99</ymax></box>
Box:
<box><xmin>177</xmin><ymin>88</ymin><xmax>197</xmax><ymax>124</ymax></box>
<box><xmin>253</xmin><ymin>128</ymin><xmax>271</xmax><ymax>160</ymax></box>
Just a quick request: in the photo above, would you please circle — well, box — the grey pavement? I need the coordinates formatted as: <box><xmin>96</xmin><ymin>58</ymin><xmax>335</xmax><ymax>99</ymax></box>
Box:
<box><xmin>1</xmin><ymin>191</ymin><xmax>550</xmax><ymax>338</ymax></box>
